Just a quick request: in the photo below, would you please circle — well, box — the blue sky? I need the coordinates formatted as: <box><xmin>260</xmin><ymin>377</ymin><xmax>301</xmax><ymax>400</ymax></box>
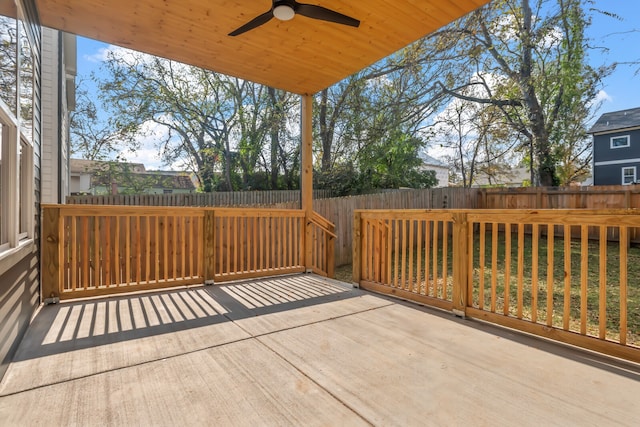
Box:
<box><xmin>75</xmin><ymin>1</ymin><xmax>640</xmax><ymax>169</ymax></box>
<box><xmin>585</xmin><ymin>1</ymin><xmax>640</xmax><ymax>112</ymax></box>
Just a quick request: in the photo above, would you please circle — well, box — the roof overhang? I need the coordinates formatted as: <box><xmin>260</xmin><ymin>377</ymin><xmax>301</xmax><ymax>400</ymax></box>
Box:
<box><xmin>32</xmin><ymin>0</ymin><xmax>490</xmax><ymax>95</ymax></box>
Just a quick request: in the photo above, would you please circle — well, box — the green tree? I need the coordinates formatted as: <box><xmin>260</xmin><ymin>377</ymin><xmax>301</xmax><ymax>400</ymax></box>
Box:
<box><xmin>314</xmin><ymin>42</ymin><xmax>447</xmax><ymax>192</ymax></box>
<box><xmin>422</xmin><ymin>0</ymin><xmax>610</xmax><ymax>186</ymax></box>
<box><xmin>97</xmin><ymin>50</ymin><xmax>286</xmax><ymax>192</ymax></box>
<box><xmin>431</xmin><ymin>84</ymin><xmax>521</xmax><ymax>187</ymax></box>
<box><xmin>70</xmin><ymin>79</ymin><xmax>139</xmax><ymax>160</ymax></box>
<box><xmin>358</xmin><ymin>132</ymin><xmax>437</xmax><ymax>191</ymax></box>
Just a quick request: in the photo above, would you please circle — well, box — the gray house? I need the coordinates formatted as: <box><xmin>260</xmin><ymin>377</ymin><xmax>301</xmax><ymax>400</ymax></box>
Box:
<box><xmin>588</xmin><ymin>107</ymin><xmax>640</xmax><ymax>186</ymax></box>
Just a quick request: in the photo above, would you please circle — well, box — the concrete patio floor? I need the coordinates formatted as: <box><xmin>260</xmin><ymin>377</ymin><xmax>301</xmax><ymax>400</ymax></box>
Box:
<box><xmin>1</xmin><ymin>274</ymin><xmax>639</xmax><ymax>426</ymax></box>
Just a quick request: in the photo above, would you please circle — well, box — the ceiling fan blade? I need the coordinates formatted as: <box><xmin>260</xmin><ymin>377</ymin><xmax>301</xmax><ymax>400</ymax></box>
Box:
<box><xmin>296</xmin><ymin>4</ymin><xmax>360</xmax><ymax>27</ymax></box>
<box><xmin>228</xmin><ymin>11</ymin><xmax>274</xmax><ymax>36</ymax></box>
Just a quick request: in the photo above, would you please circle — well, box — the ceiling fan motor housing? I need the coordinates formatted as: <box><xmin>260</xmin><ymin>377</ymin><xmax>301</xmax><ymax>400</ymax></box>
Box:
<box><xmin>273</xmin><ymin>0</ymin><xmax>296</xmax><ymax>21</ymax></box>
<box><xmin>228</xmin><ymin>0</ymin><xmax>360</xmax><ymax>36</ymax></box>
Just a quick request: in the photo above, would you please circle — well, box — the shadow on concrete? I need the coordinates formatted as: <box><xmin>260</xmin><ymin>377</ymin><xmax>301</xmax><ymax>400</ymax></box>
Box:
<box><xmin>13</xmin><ymin>275</ymin><xmax>358</xmax><ymax>362</ymax></box>
<box><xmin>10</xmin><ymin>273</ymin><xmax>640</xmax><ymax>383</ymax></box>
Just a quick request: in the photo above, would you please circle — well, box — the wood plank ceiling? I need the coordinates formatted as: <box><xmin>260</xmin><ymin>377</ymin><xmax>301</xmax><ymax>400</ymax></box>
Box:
<box><xmin>33</xmin><ymin>0</ymin><xmax>490</xmax><ymax>95</ymax></box>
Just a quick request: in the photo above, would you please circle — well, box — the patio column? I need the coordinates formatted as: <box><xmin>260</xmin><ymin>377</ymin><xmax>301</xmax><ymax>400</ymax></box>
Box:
<box><xmin>301</xmin><ymin>94</ymin><xmax>313</xmax><ymax>271</ymax></box>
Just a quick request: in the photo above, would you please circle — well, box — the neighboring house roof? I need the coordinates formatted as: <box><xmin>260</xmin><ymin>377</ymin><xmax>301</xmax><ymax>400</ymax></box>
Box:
<box><xmin>420</xmin><ymin>153</ymin><xmax>448</xmax><ymax>168</ymax></box>
<box><xmin>70</xmin><ymin>158</ymin><xmax>195</xmax><ymax>191</ymax></box>
<box><xmin>588</xmin><ymin>107</ymin><xmax>640</xmax><ymax>134</ymax></box>
<box><xmin>135</xmin><ymin>172</ymin><xmax>196</xmax><ymax>190</ymax></box>
<box><xmin>472</xmin><ymin>166</ymin><xmax>530</xmax><ymax>187</ymax></box>
<box><xmin>70</xmin><ymin>158</ymin><xmax>146</xmax><ymax>174</ymax></box>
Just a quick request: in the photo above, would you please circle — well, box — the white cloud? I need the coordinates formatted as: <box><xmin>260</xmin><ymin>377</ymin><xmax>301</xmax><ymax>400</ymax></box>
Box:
<box><xmin>426</xmin><ymin>71</ymin><xmax>502</xmax><ymax>139</ymax></box>
<box><xmin>82</xmin><ymin>48</ymin><xmax>108</xmax><ymax>63</ymax></box>
<box><xmin>594</xmin><ymin>89</ymin><xmax>612</xmax><ymax>104</ymax></box>
<box><xmin>118</xmin><ymin>120</ymin><xmax>186</xmax><ymax>171</ymax></box>
<box><xmin>82</xmin><ymin>44</ymin><xmax>166</xmax><ymax>72</ymax></box>
<box><xmin>121</xmin><ymin>145</ymin><xmax>163</xmax><ymax>170</ymax></box>
<box><xmin>425</xmin><ymin>144</ymin><xmax>454</xmax><ymax>162</ymax></box>
<box><xmin>82</xmin><ymin>45</ymin><xmax>123</xmax><ymax>63</ymax></box>
<box><xmin>538</xmin><ymin>27</ymin><xmax>563</xmax><ymax>50</ymax></box>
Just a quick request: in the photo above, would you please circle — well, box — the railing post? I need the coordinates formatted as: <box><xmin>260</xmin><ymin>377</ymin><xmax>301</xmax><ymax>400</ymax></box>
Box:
<box><xmin>305</xmin><ymin>218</ymin><xmax>313</xmax><ymax>273</ymax></box>
<box><xmin>203</xmin><ymin>209</ymin><xmax>215</xmax><ymax>285</ymax></box>
<box><xmin>327</xmin><ymin>233</ymin><xmax>335</xmax><ymax>278</ymax></box>
<box><xmin>41</xmin><ymin>206</ymin><xmax>61</xmax><ymax>303</ymax></box>
<box><xmin>382</xmin><ymin>220</ymin><xmax>390</xmax><ymax>283</ymax></box>
<box><xmin>352</xmin><ymin>211</ymin><xmax>362</xmax><ymax>288</ymax></box>
<box><xmin>452</xmin><ymin>212</ymin><xmax>469</xmax><ymax>317</ymax></box>
<box><xmin>301</xmin><ymin>95</ymin><xmax>314</xmax><ymax>273</ymax></box>
<box><xmin>324</xmin><ymin>227</ymin><xmax>336</xmax><ymax>279</ymax></box>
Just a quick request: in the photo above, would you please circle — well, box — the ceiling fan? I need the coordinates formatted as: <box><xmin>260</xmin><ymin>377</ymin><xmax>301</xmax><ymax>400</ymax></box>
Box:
<box><xmin>228</xmin><ymin>0</ymin><xmax>360</xmax><ymax>36</ymax></box>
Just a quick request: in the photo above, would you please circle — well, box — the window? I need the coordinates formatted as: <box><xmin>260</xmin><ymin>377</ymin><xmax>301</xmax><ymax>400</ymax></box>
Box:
<box><xmin>0</xmin><ymin>15</ymin><xmax>17</xmax><ymax>116</ymax></box>
<box><xmin>622</xmin><ymin>167</ymin><xmax>636</xmax><ymax>185</ymax></box>
<box><xmin>19</xmin><ymin>137</ymin><xmax>33</xmax><ymax>239</ymax></box>
<box><xmin>0</xmin><ymin>9</ymin><xmax>34</xmax><ymax>258</ymax></box>
<box><xmin>18</xmin><ymin>19</ymin><xmax>33</xmax><ymax>141</ymax></box>
<box><xmin>0</xmin><ymin>122</ymin><xmax>5</xmax><ymax>251</ymax></box>
<box><xmin>610</xmin><ymin>135</ymin><xmax>630</xmax><ymax>149</ymax></box>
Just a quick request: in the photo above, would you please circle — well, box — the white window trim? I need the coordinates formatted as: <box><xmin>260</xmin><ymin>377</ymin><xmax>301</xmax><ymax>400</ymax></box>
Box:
<box><xmin>19</xmin><ymin>136</ymin><xmax>34</xmax><ymax>240</ymax></box>
<box><xmin>0</xmin><ymin>101</ymin><xmax>20</xmax><ymax>250</ymax></box>
<box><xmin>622</xmin><ymin>166</ymin><xmax>636</xmax><ymax>185</ymax></box>
<box><xmin>1</xmin><ymin>99</ymin><xmax>34</xmax><ymax>251</ymax></box>
<box><xmin>610</xmin><ymin>135</ymin><xmax>630</xmax><ymax>149</ymax></box>
<box><xmin>0</xmin><ymin>6</ymin><xmax>35</xmax><ymax>259</ymax></box>
<box><xmin>594</xmin><ymin>157</ymin><xmax>640</xmax><ymax>166</ymax></box>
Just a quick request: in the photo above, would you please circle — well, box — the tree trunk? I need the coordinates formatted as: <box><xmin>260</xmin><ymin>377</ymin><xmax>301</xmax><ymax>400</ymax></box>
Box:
<box><xmin>200</xmin><ymin>151</ymin><xmax>216</xmax><ymax>193</ymax></box>
<box><xmin>520</xmin><ymin>0</ymin><xmax>555</xmax><ymax>187</ymax></box>
<box><xmin>268</xmin><ymin>88</ymin><xmax>280</xmax><ymax>189</ymax></box>
<box><xmin>318</xmin><ymin>89</ymin><xmax>333</xmax><ymax>172</ymax></box>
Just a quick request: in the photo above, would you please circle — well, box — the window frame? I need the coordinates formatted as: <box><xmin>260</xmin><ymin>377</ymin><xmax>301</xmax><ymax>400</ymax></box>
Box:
<box><xmin>610</xmin><ymin>135</ymin><xmax>630</xmax><ymax>149</ymax></box>
<box><xmin>0</xmin><ymin>5</ymin><xmax>35</xmax><ymax>262</ymax></box>
<box><xmin>622</xmin><ymin>166</ymin><xmax>637</xmax><ymax>185</ymax></box>
<box><xmin>18</xmin><ymin>135</ymin><xmax>34</xmax><ymax>240</ymax></box>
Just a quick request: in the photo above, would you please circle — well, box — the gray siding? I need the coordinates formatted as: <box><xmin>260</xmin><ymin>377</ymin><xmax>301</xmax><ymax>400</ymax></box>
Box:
<box><xmin>593</xmin><ymin>129</ymin><xmax>640</xmax><ymax>185</ymax></box>
<box><xmin>0</xmin><ymin>249</ymin><xmax>40</xmax><ymax>379</ymax></box>
<box><xmin>0</xmin><ymin>0</ymin><xmax>42</xmax><ymax>381</ymax></box>
<box><xmin>594</xmin><ymin>162</ymin><xmax>640</xmax><ymax>186</ymax></box>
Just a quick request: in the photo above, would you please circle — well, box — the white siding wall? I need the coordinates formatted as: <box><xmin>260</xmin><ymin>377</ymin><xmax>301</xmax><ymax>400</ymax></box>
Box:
<box><xmin>40</xmin><ymin>28</ymin><xmax>74</xmax><ymax>204</ymax></box>
<box><xmin>69</xmin><ymin>173</ymin><xmax>91</xmax><ymax>194</ymax></box>
<box><xmin>40</xmin><ymin>27</ymin><xmax>59</xmax><ymax>204</ymax></box>
<box><xmin>425</xmin><ymin>165</ymin><xmax>449</xmax><ymax>188</ymax></box>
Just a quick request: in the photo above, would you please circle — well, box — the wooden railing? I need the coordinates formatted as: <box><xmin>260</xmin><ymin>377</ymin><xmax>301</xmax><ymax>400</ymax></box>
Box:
<box><xmin>353</xmin><ymin>210</ymin><xmax>457</xmax><ymax>312</ymax></box>
<box><xmin>42</xmin><ymin>205</ymin><xmax>334</xmax><ymax>300</ymax></box>
<box><xmin>308</xmin><ymin>212</ymin><xmax>336</xmax><ymax>278</ymax></box>
<box><xmin>206</xmin><ymin>208</ymin><xmax>306</xmax><ymax>282</ymax></box>
<box><xmin>41</xmin><ymin>205</ymin><xmax>205</xmax><ymax>299</ymax></box>
<box><xmin>354</xmin><ymin>209</ymin><xmax>640</xmax><ymax>362</ymax></box>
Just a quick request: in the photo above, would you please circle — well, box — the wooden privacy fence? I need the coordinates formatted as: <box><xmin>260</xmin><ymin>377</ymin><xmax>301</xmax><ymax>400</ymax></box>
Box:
<box><xmin>66</xmin><ymin>189</ymin><xmax>332</xmax><ymax>206</ymax></box>
<box><xmin>41</xmin><ymin>205</ymin><xmax>335</xmax><ymax>300</ymax></box>
<box><xmin>479</xmin><ymin>185</ymin><xmax>640</xmax><ymax>210</ymax></box>
<box><xmin>354</xmin><ymin>209</ymin><xmax>640</xmax><ymax>362</ymax></box>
